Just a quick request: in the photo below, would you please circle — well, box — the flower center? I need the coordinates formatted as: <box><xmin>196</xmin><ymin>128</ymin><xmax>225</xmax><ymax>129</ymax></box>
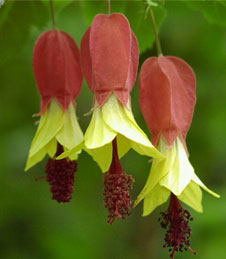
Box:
<box><xmin>159</xmin><ymin>193</ymin><xmax>197</xmax><ymax>258</ymax></box>
<box><xmin>45</xmin><ymin>143</ymin><xmax>77</xmax><ymax>203</ymax></box>
<box><xmin>103</xmin><ymin>138</ymin><xmax>134</xmax><ymax>224</ymax></box>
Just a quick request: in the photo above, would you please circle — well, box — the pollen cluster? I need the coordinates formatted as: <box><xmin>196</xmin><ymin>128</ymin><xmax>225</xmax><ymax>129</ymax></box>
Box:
<box><xmin>46</xmin><ymin>144</ymin><xmax>77</xmax><ymax>203</ymax></box>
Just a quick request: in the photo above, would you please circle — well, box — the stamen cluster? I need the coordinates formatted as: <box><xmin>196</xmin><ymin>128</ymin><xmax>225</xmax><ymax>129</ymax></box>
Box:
<box><xmin>46</xmin><ymin>144</ymin><xmax>77</xmax><ymax>203</ymax></box>
<box><xmin>103</xmin><ymin>139</ymin><xmax>134</xmax><ymax>224</ymax></box>
<box><xmin>159</xmin><ymin>194</ymin><xmax>197</xmax><ymax>258</ymax></box>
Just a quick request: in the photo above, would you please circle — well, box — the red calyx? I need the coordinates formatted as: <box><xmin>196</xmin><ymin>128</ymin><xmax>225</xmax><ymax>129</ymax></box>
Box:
<box><xmin>33</xmin><ymin>30</ymin><xmax>83</xmax><ymax>114</ymax></box>
<box><xmin>103</xmin><ymin>138</ymin><xmax>134</xmax><ymax>224</ymax></box>
<box><xmin>139</xmin><ymin>55</ymin><xmax>196</xmax><ymax>147</ymax></box>
<box><xmin>80</xmin><ymin>13</ymin><xmax>139</xmax><ymax>106</ymax></box>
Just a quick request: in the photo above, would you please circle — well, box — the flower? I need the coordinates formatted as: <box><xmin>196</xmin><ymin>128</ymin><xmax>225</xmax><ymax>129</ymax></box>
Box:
<box><xmin>57</xmin><ymin>13</ymin><xmax>164</xmax><ymax>222</ymax></box>
<box><xmin>25</xmin><ymin>30</ymin><xmax>83</xmax><ymax>202</ymax></box>
<box><xmin>135</xmin><ymin>55</ymin><xmax>219</xmax><ymax>257</ymax></box>
<box><xmin>59</xmin><ymin>14</ymin><xmax>163</xmax><ymax>173</ymax></box>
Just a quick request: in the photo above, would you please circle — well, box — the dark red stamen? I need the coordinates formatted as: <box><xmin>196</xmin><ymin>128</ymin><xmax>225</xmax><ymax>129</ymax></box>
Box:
<box><xmin>45</xmin><ymin>143</ymin><xmax>77</xmax><ymax>203</ymax></box>
<box><xmin>159</xmin><ymin>193</ymin><xmax>197</xmax><ymax>258</ymax></box>
<box><xmin>103</xmin><ymin>138</ymin><xmax>134</xmax><ymax>224</ymax></box>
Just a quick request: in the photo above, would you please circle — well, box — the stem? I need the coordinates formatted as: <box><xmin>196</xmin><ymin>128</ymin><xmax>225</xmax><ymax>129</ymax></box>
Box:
<box><xmin>107</xmin><ymin>0</ymin><xmax>111</xmax><ymax>16</ymax></box>
<box><xmin>50</xmin><ymin>0</ymin><xmax>56</xmax><ymax>29</ymax></box>
<box><xmin>149</xmin><ymin>7</ymin><xmax>162</xmax><ymax>56</ymax></box>
<box><xmin>112</xmin><ymin>138</ymin><xmax>119</xmax><ymax>160</ymax></box>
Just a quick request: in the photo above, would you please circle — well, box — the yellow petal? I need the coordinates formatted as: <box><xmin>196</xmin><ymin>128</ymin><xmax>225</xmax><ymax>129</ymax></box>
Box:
<box><xmin>142</xmin><ymin>184</ymin><xmax>170</xmax><ymax>216</ymax></box>
<box><xmin>68</xmin><ymin>151</ymin><xmax>80</xmax><ymax>161</ymax></box>
<box><xmin>116</xmin><ymin>134</ymin><xmax>131</xmax><ymax>158</ymax></box>
<box><xmin>178</xmin><ymin>180</ymin><xmax>203</xmax><ymax>213</ymax></box>
<box><xmin>85</xmin><ymin>143</ymin><xmax>112</xmax><ymax>172</ymax></box>
<box><xmin>102</xmin><ymin>94</ymin><xmax>163</xmax><ymax>159</ymax></box>
<box><xmin>25</xmin><ymin>99</ymin><xmax>64</xmax><ymax>170</ymax></box>
<box><xmin>135</xmin><ymin>138</ymin><xmax>176</xmax><ymax>203</ymax></box>
<box><xmin>174</xmin><ymin>138</ymin><xmax>219</xmax><ymax>198</ymax></box>
<box><xmin>57</xmin><ymin>142</ymin><xmax>84</xmax><ymax>160</ymax></box>
<box><xmin>56</xmin><ymin>102</ymin><xmax>83</xmax><ymax>150</ymax></box>
<box><xmin>192</xmin><ymin>172</ymin><xmax>220</xmax><ymax>198</ymax></box>
<box><xmin>29</xmin><ymin>99</ymin><xmax>64</xmax><ymax>157</ymax></box>
<box><xmin>84</xmin><ymin>105</ymin><xmax>116</xmax><ymax>149</ymax></box>
<box><xmin>46</xmin><ymin>138</ymin><xmax>57</xmax><ymax>158</ymax></box>
<box><xmin>25</xmin><ymin>147</ymin><xmax>46</xmax><ymax>171</ymax></box>
<box><xmin>160</xmin><ymin>138</ymin><xmax>194</xmax><ymax>196</ymax></box>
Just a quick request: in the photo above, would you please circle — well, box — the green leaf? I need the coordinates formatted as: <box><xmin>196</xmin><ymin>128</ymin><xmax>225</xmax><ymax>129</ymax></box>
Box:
<box><xmin>0</xmin><ymin>0</ymin><xmax>48</xmax><ymax>66</ymax></box>
<box><xmin>186</xmin><ymin>0</ymin><xmax>226</xmax><ymax>26</ymax></box>
<box><xmin>124</xmin><ymin>2</ymin><xmax>166</xmax><ymax>52</ymax></box>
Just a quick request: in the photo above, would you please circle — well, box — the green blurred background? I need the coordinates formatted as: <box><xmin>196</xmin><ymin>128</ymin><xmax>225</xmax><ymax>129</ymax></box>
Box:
<box><xmin>0</xmin><ymin>0</ymin><xmax>226</xmax><ymax>258</ymax></box>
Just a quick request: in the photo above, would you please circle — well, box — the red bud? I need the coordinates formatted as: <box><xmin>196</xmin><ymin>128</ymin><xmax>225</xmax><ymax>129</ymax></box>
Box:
<box><xmin>33</xmin><ymin>30</ymin><xmax>83</xmax><ymax>113</ymax></box>
<box><xmin>139</xmin><ymin>55</ymin><xmax>196</xmax><ymax>146</ymax></box>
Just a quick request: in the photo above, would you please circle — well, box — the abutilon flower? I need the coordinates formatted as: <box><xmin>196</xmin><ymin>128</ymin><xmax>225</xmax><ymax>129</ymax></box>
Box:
<box><xmin>25</xmin><ymin>30</ymin><xmax>83</xmax><ymax>202</ymax></box>
<box><xmin>134</xmin><ymin>55</ymin><xmax>219</xmax><ymax>257</ymax></box>
<box><xmin>59</xmin><ymin>13</ymin><xmax>163</xmax><ymax>222</ymax></box>
<box><xmin>80</xmin><ymin>13</ymin><xmax>163</xmax><ymax>171</ymax></box>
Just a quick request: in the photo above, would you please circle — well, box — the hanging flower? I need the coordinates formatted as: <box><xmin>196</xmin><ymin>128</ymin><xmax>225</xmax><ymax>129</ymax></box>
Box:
<box><xmin>134</xmin><ymin>55</ymin><xmax>219</xmax><ymax>257</ymax></box>
<box><xmin>25</xmin><ymin>30</ymin><xmax>83</xmax><ymax>202</ymax></box>
<box><xmin>58</xmin><ymin>13</ymin><xmax>163</xmax><ymax>222</ymax></box>
<box><xmin>60</xmin><ymin>14</ymin><xmax>163</xmax><ymax>172</ymax></box>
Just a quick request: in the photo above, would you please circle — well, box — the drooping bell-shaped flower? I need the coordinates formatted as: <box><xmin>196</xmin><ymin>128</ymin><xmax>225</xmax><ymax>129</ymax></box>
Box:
<box><xmin>60</xmin><ymin>14</ymin><xmax>163</xmax><ymax>174</ymax></box>
<box><xmin>135</xmin><ymin>55</ymin><xmax>219</xmax><ymax>256</ymax></box>
<box><xmin>25</xmin><ymin>30</ymin><xmax>83</xmax><ymax>202</ymax></box>
<box><xmin>58</xmin><ymin>13</ymin><xmax>163</xmax><ymax>222</ymax></box>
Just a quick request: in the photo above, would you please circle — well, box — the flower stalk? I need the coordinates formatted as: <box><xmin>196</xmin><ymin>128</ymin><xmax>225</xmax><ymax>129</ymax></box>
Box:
<box><xmin>107</xmin><ymin>0</ymin><xmax>111</xmax><ymax>16</ymax></box>
<box><xmin>149</xmin><ymin>7</ymin><xmax>162</xmax><ymax>56</ymax></box>
<box><xmin>50</xmin><ymin>0</ymin><xmax>56</xmax><ymax>29</ymax></box>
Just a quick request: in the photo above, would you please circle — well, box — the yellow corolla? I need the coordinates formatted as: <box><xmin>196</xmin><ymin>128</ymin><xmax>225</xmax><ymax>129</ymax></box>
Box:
<box><xmin>134</xmin><ymin>136</ymin><xmax>220</xmax><ymax>215</ymax></box>
<box><xmin>25</xmin><ymin>99</ymin><xmax>83</xmax><ymax>171</ymax></box>
<box><xmin>59</xmin><ymin>94</ymin><xmax>164</xmax><ymax>172</ymax></box>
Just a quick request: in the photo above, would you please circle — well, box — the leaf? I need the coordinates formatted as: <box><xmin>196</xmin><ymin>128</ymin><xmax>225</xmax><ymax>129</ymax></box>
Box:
<box><xmin>185</xmin><ymin>0</ymin><xmax>226</xmax><ymax>26</ymax></box>
<box><xmin>124</xmin><ymin>2</ymin><xmax>166</xmax><ymax>52</ymax></box>
<box><xmin>0</xmin><ymin>0</ymin><xmax>48</xmax><ymax>66</ymax></box>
